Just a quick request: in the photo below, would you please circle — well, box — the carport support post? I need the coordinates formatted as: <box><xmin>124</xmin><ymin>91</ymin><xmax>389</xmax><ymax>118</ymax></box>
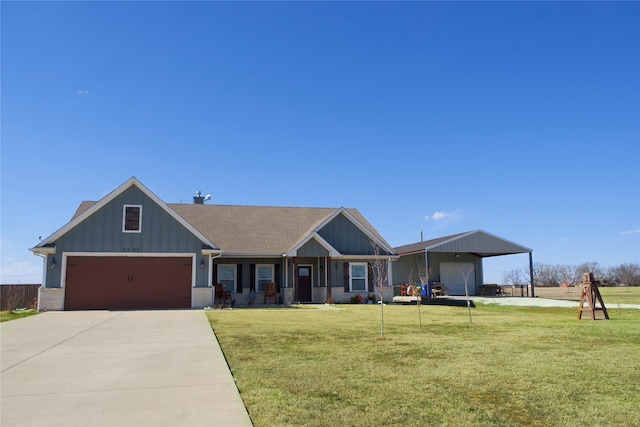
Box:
<box><xmin>529</xmin><ymin>252</ymin><xmax>535</xmax><ymax>298</ymax></box>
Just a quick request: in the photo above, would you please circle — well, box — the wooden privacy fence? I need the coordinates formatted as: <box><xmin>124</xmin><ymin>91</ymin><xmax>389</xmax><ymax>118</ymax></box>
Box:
<box><xmin>1</xmin><ymin>284</ymin><xmax>40</xmax><ymax>311</ymax></box>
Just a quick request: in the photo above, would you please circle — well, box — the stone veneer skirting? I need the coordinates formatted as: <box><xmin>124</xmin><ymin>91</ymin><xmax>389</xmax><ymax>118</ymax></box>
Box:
<box><xmin>192</xmin><ymin>287</ymin><xmax>215</xmax><ymax>309</ymax></box>
<box><xmin>38</xmin><ymin>287</ymin><xmax>64</xmax><ymax>311</ymax></box>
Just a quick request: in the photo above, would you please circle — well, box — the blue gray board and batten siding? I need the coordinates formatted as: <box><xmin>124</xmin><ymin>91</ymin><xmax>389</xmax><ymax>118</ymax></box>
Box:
<box><xmin>392</xmin><ymin>252</ymin><xmax>484</xmax><ymax>294</ymax></box>
<box><xmin>297</xmin><ymin>239</ymin><xmax>330</xmax><ymax>257</ymax></box>
<box><xmin>317</xmin><ymin>213</ymin><xmax>392</xmax><ymax>256</ymax></box>
<box><xmin>44</xmin><ymin>186</ymin><xmax>209</xmax><ymax>288</ymax></box>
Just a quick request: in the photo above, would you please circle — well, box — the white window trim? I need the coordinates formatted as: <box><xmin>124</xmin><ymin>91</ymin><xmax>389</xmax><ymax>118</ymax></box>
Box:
<box><xmin>349</xmin><ymin>262</ymin><xmax>368</xmax><ymax>292</ymax></box>
<box><xmin>256</xmin><ymin>264</ymin><xmax>274</xmax><ymax>292</ymax></box>
<box><xmin>217</xmin><ymin>264</ymin><xmax>237</xmax><ymax>293</ymax></box>
<box><xmin>122</xmin><ymin>204</ymin><xmax>142</xmax><ymax>233</ymax></box>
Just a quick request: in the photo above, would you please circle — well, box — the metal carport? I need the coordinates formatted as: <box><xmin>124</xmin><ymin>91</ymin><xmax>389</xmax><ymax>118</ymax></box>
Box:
<box><xmin>393</xmin><ymin>230</ymin><xmax>534</xmax><ymax>297</ymax></box>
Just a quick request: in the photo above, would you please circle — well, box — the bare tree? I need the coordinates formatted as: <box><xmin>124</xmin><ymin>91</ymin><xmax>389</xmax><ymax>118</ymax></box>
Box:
<box><xmin>576</xmin><ymin>262</ymin><xmax>604</xmax><ymax>281</ymax></box>
<box><xmin>606</xmin><ymin>263</ymin><xmax>640</xmax><ymax>286</ymax></box>
<box><xmin>370</xmin><ymin>243</ymin><xmax>390</xmax><ymax>337</ymax></box>
<box><xmin>407</xmin><ymin>270</ymin><xmax>423</xmax><ymax>328</ymax></box>
<box><xmin>533</xmin><ymin>263</ymin><xmax>562</xmax><ymax>287</ymax></box>
<box><xmin>2</xmin><ymin>286</ymin><xmax>23</xmax><ymax>311</ymax></box>
<box><xmin>556</xmin><ymin>264</ymin><xmax>580</xmax><ymax>287</ymax></box>
<box><xmin>459</xmin><ymin>266</ymin><xmax>474</xmax><ymax>324</ymax></box>
<box><xmin>512</xmin><ymin>261</ymin><xmax>640</xmax><ymax>289</ymax></box>
<box><xmin>503</xmin><ymin>268</ymin><xmax>527</xmax><ymax>286</ymax></box>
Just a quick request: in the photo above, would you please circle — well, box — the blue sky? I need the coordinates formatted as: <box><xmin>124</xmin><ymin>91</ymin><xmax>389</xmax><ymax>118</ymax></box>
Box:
<box><xmin>2</xmin><ymin>1</ymin><xmax>639</xmax><ymax>285</ymax></box>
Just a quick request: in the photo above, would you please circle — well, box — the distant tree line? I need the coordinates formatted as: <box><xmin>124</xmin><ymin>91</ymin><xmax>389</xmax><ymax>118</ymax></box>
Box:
<box><xmin>503</xmin><ymin>262</ymin><xmax>640</xmax><ymax>287</ymax></box>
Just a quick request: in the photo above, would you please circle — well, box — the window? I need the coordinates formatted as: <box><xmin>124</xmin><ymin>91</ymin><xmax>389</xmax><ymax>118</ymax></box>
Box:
<box><xmin>350</xmin><ymin>263</ymin><xmax>367</xmax><ymax>292</ymax></box>
<box><xmin>123</xmin><ymin>205</ymin><xmax>142</xmax><ymax>232</ymax></box>
<box><xmin>299</xmin><ymin>267</ymin><xmax>310</xmax><ymax>277</ymax></box>
<box><xmin>217</xmin><ymin>264</ymin><xmax>236</xmax><ymax>292</ymax></box>
<box><xmin>256</xmin><ymin>264</ymin><xmax>274</xmax><ymax>292</ymax></box>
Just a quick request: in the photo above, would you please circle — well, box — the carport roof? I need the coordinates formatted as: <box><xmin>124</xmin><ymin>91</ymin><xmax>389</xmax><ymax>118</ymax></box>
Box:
<box><xmin>394</xmin><ymin>230</ymin><xmax>532</xmax><ymax>258</ymax></box>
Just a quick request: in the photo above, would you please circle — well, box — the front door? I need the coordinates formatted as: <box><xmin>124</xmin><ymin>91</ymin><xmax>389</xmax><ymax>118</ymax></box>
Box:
<box><xmin>297</xmin><ymin>266</ymin><xmax>312</xmax><ymax>302</ymax></box>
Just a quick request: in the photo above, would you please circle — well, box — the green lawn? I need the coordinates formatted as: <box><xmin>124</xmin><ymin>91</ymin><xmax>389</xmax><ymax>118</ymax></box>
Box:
<box><xmin>599</xmin><ymin>287</ymin><xmax>640</xmax><ymax>305</ymax></box>
<box><xmin>208</xmin><ymin>303</ymin><xmax>640</xmax><ymax>427</ymax></box>
<box><xmin>0</xmin><ymin>310</ymin><xmax>38</xmax><ymax>322</ymax></box>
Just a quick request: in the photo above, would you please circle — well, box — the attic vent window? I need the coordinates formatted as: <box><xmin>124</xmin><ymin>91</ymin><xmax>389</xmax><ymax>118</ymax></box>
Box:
<box><xmin>123</xmin><ymin>205</ymin><xmax>142</xmax><ymax>233</ymax></box>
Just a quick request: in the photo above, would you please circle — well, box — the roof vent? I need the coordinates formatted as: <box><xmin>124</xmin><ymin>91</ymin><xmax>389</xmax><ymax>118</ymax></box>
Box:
<box><xmin>193</xmin><ymin>191</ymin><xmax>212</xmax><ymax>204</ymax></box>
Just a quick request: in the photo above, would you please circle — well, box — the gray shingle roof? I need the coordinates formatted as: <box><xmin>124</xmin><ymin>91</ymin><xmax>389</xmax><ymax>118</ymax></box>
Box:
<box><xmin>170</xmin><ymin>204</ymin><xmax>336</xmax><ymax>254</ymax></box>
<box><xmin>72</xmin><ymin>202</ymin><xmax>391</xmax><ymax>255</ymax></box>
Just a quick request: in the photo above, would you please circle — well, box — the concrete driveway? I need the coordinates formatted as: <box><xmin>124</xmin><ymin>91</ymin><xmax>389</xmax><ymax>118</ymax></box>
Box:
<box><xmin>1</xmin><ymin>310</ymin><xmax>252</xmax><ymax>427</ymax></box>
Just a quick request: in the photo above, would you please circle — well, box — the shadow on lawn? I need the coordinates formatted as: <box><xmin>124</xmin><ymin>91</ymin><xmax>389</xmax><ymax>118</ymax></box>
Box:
<box><xmin>415</xmin><ymin>298</ymin><xmax>476</xmax><ymax>308</ymax></box>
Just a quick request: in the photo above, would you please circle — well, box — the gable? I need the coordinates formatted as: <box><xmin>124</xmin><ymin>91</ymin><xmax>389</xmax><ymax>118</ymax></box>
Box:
<box><xmin>317</xmin><ymin>212</ymin><xmax>390</xmax><ymax>255</ymax></box>
<box><xmin>32</xmin><ymin>177</ymin><xmax>218</xmax><ymax>254</ymax></box>
<box><xmin>55</xmin><ymin>186</ymin><xmax>208</xmax><ymax>253</ymax></box>
<box><xmin>297</xmin><ymin>238</ymin><xmax>330</xmax><ymax>257</ymax></box>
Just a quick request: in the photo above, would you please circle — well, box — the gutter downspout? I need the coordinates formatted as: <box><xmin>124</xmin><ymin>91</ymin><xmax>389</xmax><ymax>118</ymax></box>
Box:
<box><xmin>35</xmin><ymin>253</ymin><xmax>46</xmax><ymax>311</ymax></box>
<box><xmin>35</xmin><ymin>253</ymin><xmax>47</xmax><ymax>287</ymax></box>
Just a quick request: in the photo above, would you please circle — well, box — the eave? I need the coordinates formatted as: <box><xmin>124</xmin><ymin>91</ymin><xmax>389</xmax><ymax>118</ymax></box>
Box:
<box><xmin>30</xmin><ymin>246</ymin><xmax>56</xmax><ymax>255</ymax></box>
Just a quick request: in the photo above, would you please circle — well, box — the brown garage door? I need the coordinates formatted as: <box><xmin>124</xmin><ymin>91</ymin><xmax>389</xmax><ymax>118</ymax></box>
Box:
<box><xmin>64</xmin><ymin>256</ymin><xmax>192</xmax><ymax>310</ymax></box>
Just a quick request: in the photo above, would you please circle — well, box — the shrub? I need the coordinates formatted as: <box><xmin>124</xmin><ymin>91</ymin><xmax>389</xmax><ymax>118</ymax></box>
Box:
<box><xmin>350</xmin><ymin>294</ymin><xmax>364</xmax><ymax>304</ymax></box>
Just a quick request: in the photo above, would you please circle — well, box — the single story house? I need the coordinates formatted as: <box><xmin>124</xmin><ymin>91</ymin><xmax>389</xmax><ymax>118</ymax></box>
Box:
<box><xmin>31</xmin><ymin>177</ymin><xmax>397</xmax><ymax>310</ymax></box>
<box><xmin>393</xmin><ymin>230</ymin><xmax>534</xmax><ymax>297</ymax></box>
